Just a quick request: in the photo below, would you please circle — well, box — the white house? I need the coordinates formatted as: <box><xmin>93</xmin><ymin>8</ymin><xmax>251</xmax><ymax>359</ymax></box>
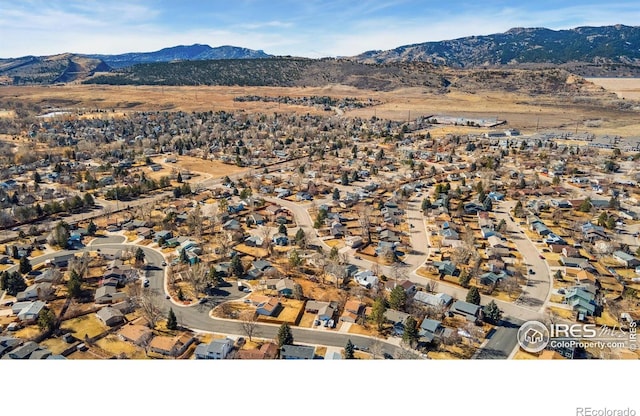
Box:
<box><xmin>354</xmin><ymin>270</ymin><xmax>379</xmax><ymax>289</ymax></box>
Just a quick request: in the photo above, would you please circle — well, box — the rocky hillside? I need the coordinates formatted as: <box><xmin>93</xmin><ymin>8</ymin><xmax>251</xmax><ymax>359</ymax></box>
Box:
<box><xmin>354</xmin><ymin>25</ymin><xmax>640</xmax><ymax>70</ymax></box>
<box><xmin>0</xmin><ymin>54</ymin><xmax>110</xmax><ymax>85</ymax></box>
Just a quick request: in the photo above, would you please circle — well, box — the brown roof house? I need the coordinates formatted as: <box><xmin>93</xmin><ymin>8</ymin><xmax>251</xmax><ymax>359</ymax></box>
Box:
<box><xmin>149</xmin><ymin>332</ymin><xmax>196</xmax><ymax>357</ymax></box>
<box><xmin>256</xmin><ymin>297</ymin><xmax>282</xmax><ymax>317</ymax></box>
<box><xmin>340</xmin><ymin>300</ymin><xmax>364</xmax><ymax>323</ymax></box>
<box><xmin>236</xmin><ymin>342</ymin><xmax>279</xmax><ymax>360</ymax></box>
<box><xmin>118</xmin><ymin>323</ymin><xmax>153</xmax><ymax>346</ymax></box>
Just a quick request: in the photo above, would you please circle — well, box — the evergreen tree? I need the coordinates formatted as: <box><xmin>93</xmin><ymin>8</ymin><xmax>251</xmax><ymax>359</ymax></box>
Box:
<box><xmin>370</xmin><ymin>296</ymin><xmax>388</xmax><ymax>331</ymax></box>
<box><xmin>332</xmin><ymin>188</ymin><xmax>340</xmax><ymax>201</ymax></box>
<box><xmin>135</xmin><ymin>247</ymin><xmax>146</xmax><ymax>265</ymax></box>
<box><xmin>230</xmin><ymin>254</ymin><xmax>244</xmax><ymax>278</ymax></box>
<box><xmin>458</xmin><ymin>271</ymin><xmax>471</xmax><ymax>288</ymax></box>
<box><xmin>0</xmin><ymin>271</ymin><xmax>7</xmax><ymax>290</ymax></box>
<box><xmin>167</xmin><ymin>308</ymin><xmax>178</xmax><ymax>330</ymax></box>
<box><xmin>402</xmin><ymin>316</ymin><xmax>419</xmax><ymax>347</ymax></box>
<box><xmin>37</xmin><ymin>308</ymin><xmax>56</xmax><ymax>331</ymax></box>
<box><xmin>87</xmin><ymin>220</ymin><xmax>97</xmax><ymax>236</ymax></box>
<box><xmin>19</xmin><ymin>256</ymin><xmax>32</xmax><ymax>275</ymax></box>
<box><xmin>6</xmin><ymin>272</ymin><xmax>27</xmax><ymax>296</ymax></box>
<box><xmin>388</xmin><ymin>286</ymin><xmax>407</xmax><ymax>311</ymax></box>
<box><xmin>294</xmin><ymin>228</ymin><xmax>306</xmax><ymax>247</ymax></box>
<box><xmin>466</xmin><ymin>286</ymin><xmax>481</xmax><ymax>305</ymax></box>
<box><xmin>483</xmin><ymin>300</ymin><xmax>503</xmax><ymax>324</ymax></box>
<box><xmin>67</xmin><ymin>270</ymin><xmax>82</xmax><ymax>298</ymax></box>
<box><xmin>277</xmin><ymin>323</ymin><xmax>294</xmax><ymax>347</ymax></box>
<box><xmin>278</xmin><ymin>223</ymin><xmax>287</xmax><ymax>235</ymax></box>
<box><xmin>345</xmin><ymin>339</ymin><xmax>355</xmax><ymax>359</ymax></box>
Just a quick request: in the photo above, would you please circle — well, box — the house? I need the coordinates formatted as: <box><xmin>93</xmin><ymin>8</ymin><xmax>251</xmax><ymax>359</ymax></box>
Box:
<box><xmin>50</xmin><ymin>253</ymin><xmax>75</xmax><ymax>268</ymax></box>
<box><xmin>414</xmin><ymin>292</ymin><xmax>453</xmax><ymax>308</ymax></box>
<box><xmin>7</xmin><ymin>341</ymin><xmax>41</xmax><ymax>359</ymax></box>
<box><xmin>433</xmin><ymin>261</ymin><xmax>457</xmax><ymax>277</ymax></box>
<box><xmin>137</xmin><ymin>227</ymin><xmax>154</xmax><ymax>240</ymax></box>
<box><xmin>560</xmin><ymin>257</ymin><xmax>590</xmax><ymax>269</ymax></box>
<box><xmin>613</xmin><ymin>251</ymin><xmax>640</xmax><ymax>268</ymax></box>
<box><xmin>236</xmin><ymin>342</ymin><xmax>279</xmax><ymax>360</ymax></box>
<box><xmin>12</xmin><ymin>301</ymin><xmax>46</xmax><ymax>323</ymax></box>
<box><xmin>564</xmin><ymin>287</ymin><xmax>597</xmax><ymax>317</ymax></box>
<box><xmin>354</xmin><ymin>270</ymin><xmax>379</xmax><ymax>289</ymax></box>
<box><xmin>118</xmin><ymin>324</ymin><xmax>153</xmax><ymax>346</ymax></box>
<box><xmin>222</xmin><ymin>219</ymin><xmax>241</xmax><ymax>231</ymax></box>
<box><xmin>479</xmin><ymin>272</ymin><xmax>505</xmax><ymax>286</ymax></box>
<box><xmin>486</xmin><ymin>235</ymin><xmax>508</xmax><ymax>249</ymax></box>
<box><xmin>419</xmin><ymin>319</ymin><xmax>450</xmax><ymax>343</ymax></box>
<box><xmin>16</xmin><ymin>282</ymin><xmax>53</xmax><ymax>302</ymax></box>
<box><xmin>195</xmin><ymin>338</ymin><xmax>234</xmax><ymax>359</ymax></box>
<box><xmin>345</xmin><ymin>236</ymin><xmax>363</xmax><ymax>248</ymax></box>
<box><xmin>99</xmin><ymin>248</ymin><xmax>123</xmax><ymax>261</ymax></box>
<box><xmin>384</xmin><ymin>309</ymin><xmax>411</xmax><ymax>336</ymax></box>
<box><xmin>149</xmin><ymin>332</ymin><xmax>196</xmax><ymax>357</ymax></box>
<box><xmin>256</xmin><ymin>298</ymin><xmax>282</xmax><ymax>317</ymax></box>
<box><xmin>384</xmin><ymin>279</ymin><xmax>417</xmax><ymax>297</ymax></box>
<box><xmin>305</xmin><ymin>300</ymin><xmax>337</xmax><ymax>321</ymax></box>
<box><xmin>280</xmin><ymin>344</ymin><xmax>315</xmax><ymax>359</ymax></box>
<box><xmin>272</xmin><ymin>234</ymin><xmax>289</xmax><ymax>246</ymax></box>
<box><xmin>154</xmin><ymin>230</ymin><xmax>173</xmax><ymax>243</ymax></box>
<box><xmin>94</xmin><ymin>286</ymin><xmax>127</xmax><ymax>304</ymax></box>
<box><xmin>340</xmin><ymin>300</ymin><xmax>365</xmax><ymax>323</ymax></box>
<box><xmin>244</xmin><ymin>235</ymin><xmax>264</xmax><ymax>247</ymax></box>
<box><xmin>96</xmin><ymin>306</ymin><xmax>125</xmax><ymax>327</ymax></box>
<box><xmin>450</xmin><ymin>300</ymin><xmax>482</xmax><ymax>322</ymax></box>
<box><xmin>0</xmin><ymin>336</ymin><xmax>22</xmax><ymax>358</ymax></box>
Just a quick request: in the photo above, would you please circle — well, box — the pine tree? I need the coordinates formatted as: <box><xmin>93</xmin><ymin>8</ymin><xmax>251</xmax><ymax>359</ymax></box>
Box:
<box><xmin>87</xmin><ymin>220</ymin><xmax>97</xmax><ymax>236</ymax></box>
<box><xmin>231</xmin><ymin>254</ymin><xmax>244</xmax><ymax>278</ymax></box>
<box><xmin>483</xmin><ymin>300</ymin><xmax>502</xmax><ymax>324</ymax></box>
<box><xmin>167</xmin><ymin>308</ymin><xmax>178</xmax><ymax>330</ymax></box>
<box><xmin>466</xmin><ymin>286</ymin><xmax>481</xmax><ymax>305</ymax></box>
<box><xmin>370</xmin><ymin>296</ymin><xmax>388</xmax><ymax>331</ymax></box>
<box><xmin>67</xmin><ymin>270</ymin><xmax>82</xmax><ymax>298</ymax></box>
<box><xmin>19</xmin><ymin>256</ymin><xmax>32</xmax><ymax>275</ymax></box>
<box><xmin>402</xmin><ymin>316</ymin><xmax>419</xmax><ymax>347</ymax></box>
<box><xmin>345</xmin><ymin>339</ymin><xmax>355</xmax><ymax>359</ymax></box>
<box><xmin>388</xmin><ymin>286</ymin><xmax>407</xmax><ymax>311</ymax></box>
<box><xmin>277</xmin><ymin>323</ymin><xmax>294</xmax><ymax>347</ymax></box>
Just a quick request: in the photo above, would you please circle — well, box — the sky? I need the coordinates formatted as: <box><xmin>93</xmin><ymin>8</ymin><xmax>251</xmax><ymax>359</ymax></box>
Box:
<box><xmin>1</xmin><ymin>0</ymin><xmax>639</xmax><ymax>59</ymax></box>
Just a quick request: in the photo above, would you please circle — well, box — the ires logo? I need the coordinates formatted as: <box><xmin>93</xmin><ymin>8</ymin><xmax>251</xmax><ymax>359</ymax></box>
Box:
<box><xmin>517</xmin><ymin>321</ymin><xmax>550</xmax><ymax>353</ymax></box>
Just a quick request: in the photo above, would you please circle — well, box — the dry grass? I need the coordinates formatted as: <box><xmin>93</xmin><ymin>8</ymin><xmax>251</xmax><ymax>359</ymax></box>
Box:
<box><xmin>13</xmin><ymin>325</ymin><xmax>42</xmax><ymax>340</ymax></box>
<box><xmin>95</xmin><ymin>334</ymin><xmax>148</xmax><ymax>359</ymax></box>
<box><xmin>347</xmin><ymin>323</ymin><xmax>381</xmax><ymax>337</ymax></box>
<box><xmin>60</xmin><ymin>313</ymin><xmax>108</xmax><ymax>339</ymax></box>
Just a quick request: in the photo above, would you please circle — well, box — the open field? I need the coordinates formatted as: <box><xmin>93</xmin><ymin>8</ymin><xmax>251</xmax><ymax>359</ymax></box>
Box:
<box><xmin>2</xmin><ymin>84</ymin><xmax>640</xmax><ymax>136</ymax></box>
<box><xmin>586</xmin><ymin>77</ymin><xmax>640</xmax><ymax>100</ymax></box>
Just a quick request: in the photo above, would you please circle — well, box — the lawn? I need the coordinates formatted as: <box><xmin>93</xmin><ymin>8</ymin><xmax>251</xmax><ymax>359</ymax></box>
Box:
<box><xmin>40</xmin><ymin>337</ymin><xmax>72</xmax><ymax>355</ymax></box>
<box><xmin>95</xmin><ymin>334</ymin><xmax>148</xmax><ymax>359</ymax></box>
<box><xmin>258</xmin><ymin>299</ymin><xmax>304</xmax><ymax>325</ymax></box>
<box><xmin>13</xmin><ymin>325</ymin><xmax>42</xmax><ymax>340</ymax></box>
<box><xmin>233</xmin><ymin>243</ymin><xmax>268</xmax><ymax>259</ymax></box>
<box><xmin>61</xmin><ymin>314</ymin><xmax>108</xmax><ymax>339</ymax></box>
<box><xmin>298</xmin><ymin>312</ymin><xmax>316</xmax><ymax>328</ymax></box>
<box><xmin>547</xmin><ymin>306</ymin><xmax>575</xmax><ymax>320</ymax></box>
<box><xmin>595</xmin><ymin>310</ymin><xmax>620</xmax><ymax>327</ymax></box>
<box><xmin>348</xmin><ymin>323</ymin><xmax>382</xmax><ymax>338</ymax></box>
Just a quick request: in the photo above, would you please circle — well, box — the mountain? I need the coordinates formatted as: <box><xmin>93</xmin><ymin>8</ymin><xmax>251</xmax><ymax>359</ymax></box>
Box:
<box><xmin>89</xmin><ymin>44</ymin><xmax>272</xmax><ymax>68</ymax></box>
<box><xmin>0</xmin><ymin>53</ymin><xmax>110</xmax><ymax>85</ymax></box>
<box><xmin>354</xmin><ymin>25</ymin><xmax>640</xmax><ymax>69</ymax></box>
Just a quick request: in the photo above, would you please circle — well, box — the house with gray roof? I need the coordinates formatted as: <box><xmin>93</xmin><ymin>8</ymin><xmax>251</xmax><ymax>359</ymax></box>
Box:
<box><xmin>280</xmin><ymin>344</ymin><xmax>315</xmax><ymax>359</ymax></box>
<box><xmin>96</xmin><ymin>306</ymin><xmax>125</xmax><ymax>327</ymax></box>
<box><xmin>195</xmin><ymin>338</ymin><xmax>234</xmax><ymax>359</ymax></box>
<box><xmin>450</xmin><ymin>300</ymin><xmax>482</xmax><ymax>323</ymax></box>
<box><xmin>414</xmin><ymin>292</ymin><xmax>453</xmax><ymax>308</ymax></box>
<box><xmin>419</xmin><ymin>319</ymin><xmax>452</xmax><ymax>343</ymax></box>
<box><xmin>613</xmin><ymin>251</ymin><xmax>640</xmax><ymax>268</ymax></box>
<box><xmin>7</xmin><ymin>341</ymin><xmax>40</xmax><ymax>359</ymax></box>
<box><xmin>564</xmin><ymin>287</ymin><xmax>597</xmax><ymax>317</ymax></box>
<box><xmin>13</xmin><ymin>301</ymin><xmax>46</xmax><ymax>323</ymax></box>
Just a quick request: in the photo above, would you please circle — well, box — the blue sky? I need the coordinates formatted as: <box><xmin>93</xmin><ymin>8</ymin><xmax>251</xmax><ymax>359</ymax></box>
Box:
<box><xmin>1</xmin><ymin>0</ymin><xmax>639</xmax><ymax>58</ymax></box>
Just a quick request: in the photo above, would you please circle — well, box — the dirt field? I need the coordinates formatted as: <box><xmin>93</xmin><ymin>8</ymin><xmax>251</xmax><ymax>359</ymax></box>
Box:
<box><xmin>3</xmin><ymin>83</ymin><xmax>640</xmax><ymax>136</ymax></box>
<box><xmin>585</xmin><ymin>77</ymin><xmax>640</xmax><ymax>100</ymax></box>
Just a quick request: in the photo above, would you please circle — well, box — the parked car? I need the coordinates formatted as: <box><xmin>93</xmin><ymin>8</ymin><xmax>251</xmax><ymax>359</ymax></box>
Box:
<box><xmin>529</xmin><ymin>269</ymin><xmax>535</xmax><ymax>274</ymax></box>
<box><xmin>143</xmin><ymin>279</ymin><xmax>150</xmax><ymax>287</ymax></box>
<box><xmin>161</xmin><ymin>261</ymin><xmax>167</xmax><ymax>266</ymax></box>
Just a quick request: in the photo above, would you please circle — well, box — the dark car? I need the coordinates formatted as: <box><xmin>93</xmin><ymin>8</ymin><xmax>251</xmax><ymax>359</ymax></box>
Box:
<box><xmin>383</xmin><ymin>352</ymin><xmax>394</xmax><ymax>359</ymax></box>
<box><xmin>529</xmin><ymin>269</ymin><xmax>535</xmax><ymax>274</ymax></box>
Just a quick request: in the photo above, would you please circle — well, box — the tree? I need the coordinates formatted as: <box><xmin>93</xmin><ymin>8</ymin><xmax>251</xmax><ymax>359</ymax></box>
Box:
<box><xmin>344</xmin><ymin>339</ymin><xmax>355</xmax><ymax>359</ymax></box>
<box><xmin>332</xmin><ymin>188</ymin><xmax>340</xmax><ymax>201</ymax></box>
<box><xmin>370</xmin><ymin>296</ymin><xmax>387</xmax><ymax>331</ymax></box>
<box><xmin>483</xmin><ymin>300</ymin><xmax>502</xmax><ymax>324</ymax></box>
<box><xmin>294</xmin><ymin>228</ymin><xmax>306</xmax><ymax>248</ymax></box>
<box><xmin>240</xmin><ymin>310</ymin><xmax>259</xmax><ymax>342</ymax></box>
<box><xmin>277</xmin><ymin>323</ymin><xmax>294</xmax><ymax>348</ymax></box>
<box><xmin>134</xmin><ymin>247</ymin><xmax>146</xmax><ymax>267</ymax></box>
<box><xmin>578</xmin><ymin>197</ymin><xmax>593</xmax><ymax>213</ymax></box>
<box><xmin>66</xmin><ymin>270</ymin><xmax>83</xmax><ymax>298</ymax></box>
<box><xmin>87</xmin><ymin>220</ymin><xmax>97</xmax><ymax>236</ymax></box>
<box><xmin>458</xmin><ymin>270</ymin><xmax>471</xmax><ymax>288</ymax></box>
<box><xmin>402</xmin><ymin>316</ymin><xmax>419</xmax><ymax>348</ymax></box>
<box><xmin>167</xmin><ymin>308</ymin><xmax>178</xmax><ymax>330</ymax></box>
<box><xmin>19</xmin><ymin>256</ymin><xmax>32</xmax><ymax>274</ymax></box>
<box><xmin>288</xmin><ymin>249</ymin><xmax>303</xmax><ymax>270</ymax></box>
<box><xmin>37</xmin><ymin>308</ymin><xmax>56</xmax><ymax>331</ymax></box>
<box><xmin>278</xmin><ymin>223</ymin><xmax>287</xmax><ymax>235</ymax></box>
<box><xmin>388</xmin><ymin>286</ymin><xmax>407</xmax><ymax>311</ymax></box>
<box><xmin>83</xmin><ymin>192</ymin><xmax>95</xmax><ymax>207</ymax></box>
<box><xmin>341</xmin><ymin>171</ymin><xmax>349</xmax><ymax>186</ymax></box>
<box><xmin>466</xmin><ymin>286</ymin><xmax>481</xmax><ymax>305</ymax></box>
<box><xmin>5</xmin><ymin>272</ymin><xmax>26</xmax><ymax>296</ymax></box>
<box><xmin>230</xmin><ymin>254</ymin><xmax>244</xmax><ymax>278</ymax></box>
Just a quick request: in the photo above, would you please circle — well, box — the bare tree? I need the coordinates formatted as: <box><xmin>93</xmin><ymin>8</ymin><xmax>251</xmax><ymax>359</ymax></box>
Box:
<box><xmin>68</xmin><ymin>251</ymin><xmax>91</xmax><ymax>278</ymax></box>
<box><xmin>240</xmin><ymin>310</ymin><xmax>259</xmax><ymax>342</ymax></box>
<box><xmin>138</xmin><ymin>288</ymin><xmax>163</xmax><ymax>329</ymax></box>
<box><xmin>369</xmin><ymin>337</ymin><xmax>384</xmax><ymax>360</ymax></box>
<box><xmin>260</xmin><ymin>226</ymin><xmax>275</xmax><ymax>257</ymax></box>
<box><xmin>184</xmin><ymin>262</ymin><xmax>208</xmax><ymax>297</ymax></box>
<box><xmin>187</xmin><ymin>204</ymin><xmax>204</xmax><ymax>238</ymax></box>
<box><xmin>357</xmin><ymin>205</ymin><xmax>372</xmax><ymax>244</ymax></box>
